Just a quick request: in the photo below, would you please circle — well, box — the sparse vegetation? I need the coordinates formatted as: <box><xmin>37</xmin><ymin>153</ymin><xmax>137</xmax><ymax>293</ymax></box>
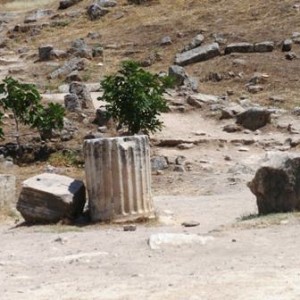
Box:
<box><xmin>0</xmin><ymin>76</ymin><xmax>65</xmax><ymax>149</ymax></box>
<box><xmin>99</xmin><ymin>60</ymin><xmax>172</xmax><ymax>135</ymax></box>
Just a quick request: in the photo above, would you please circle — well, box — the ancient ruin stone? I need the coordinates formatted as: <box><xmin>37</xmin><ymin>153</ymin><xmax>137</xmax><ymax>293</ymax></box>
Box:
<box><xmin>168</xmin><ymin>65</ymin><xmax>187</xmax><ymax>86</ymax></box>
<box><xmin>225</xmin><ymin>42</ymin><xmax>254</xmax><ymax>54</ymax></box>
<box><xmin>38</xmin><ymin>45</ymin><xmax>53</xmax><ymax>61</ymax></box>
<box><xmin>59</xmin><ymin>0</ymin><xmax>82</xmax><ymax>9</ymax></box>
<box><xmin>151</xmin><ymin>156</ymin><xmax>168</xmax><ymax>171</ymax></box>
<box><xmin>64</xmin><ymin>93</ymin><xmax>81</xmax><ymax>111</ymax></box>
<box><xmin>248</xmin><ymin>153</ymin><xmax>300</xmax><ymax>214</ymax></box>
<box><xmin>236</xmin><ymin>108</ymin><xmax>272</xmax><ymax>131</ymax></box>
<box><xmin>182</xmin><ymin>34</ymin><xmax>204</xmax><ymax>52</ymax></box>
<box><xmin>254</xmin><ymin>41</ymin><xmax>274</xmax><ymax>52</ymax></box>
<box><xmin>69</xmin><ymin>81</ymin><xmax>93</xmax><ymax>109</ymax></box>
<box><xmin>84</xmin><ymin>135</ymin><xmax>154</xmax><ymax>222</ymax></box>
<box><xmin>17</xmin><ymin>173</ymin><xmax>86</xmax><ymax>223</ymax></box>
<box><xmin>175</xmin><ymin>43</ymin><xmax>220</xmax><ymax>66</ymax></box>
<box><xmin>87</xmin><ymin>4</ymin><xmax>110</xmax><ymax>20</ymax></box>
<box><xmin>0</xmin><ymin>175</ymin><xmax>16</xmax><ymax>212</ymax></box>
<box><xmin>48</xmin><ymin>58</ymin><xmax>86</xmax><ymax>79</ymax></box>
<box><xmin>282</xmin><ymin>39</ymin><xmax>293</xmax><ymax>52</ymax></box>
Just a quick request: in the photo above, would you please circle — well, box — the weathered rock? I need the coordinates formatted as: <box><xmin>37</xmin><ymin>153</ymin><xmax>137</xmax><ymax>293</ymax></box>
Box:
<box><xmin>24</xmin><ymin>9</ymin><xmax>53</xmax><ymax>23</ymax></box>
<box><xmin>148</xmin><ymin>233</ymin><xmax>214</xmax><ymax>250</ymax></box>
<box><xmin>182</xmin><ymin>34</ymin><xmax>204</xmax><ymax>52</ymax></box>
<box><xmin>248</xmin><ymin>152</ymin><xmax>300</xmax><ymax>214</ymax></box>
<box><xmin>38</xmin><ymin>45</ymin><xmax>53</xmax><ymax>61</ymax></box>
<box><xmin>64</xmin><ymin>93</ymin><xmax>81</xmax><ymax>111</ymax></box>
<box><xmin>254</xmin><ymin>41</ymin><xmax>274</xmax><ymax>52</ymax></box>
<box><xmin>87</xmin><ymin>4</ymin><xmax>110</xmax><ymax>20</ymax></box>
<box><xmin>236</xmin><ymin>108</ymin><xmax>272</xmax><ymax>131</ymax></box>
<box><xmin>69</xmin><ymin>81</ymin><xmax>93</xmax><ymax>109</ymax></box>
<box><xmin>223</xmin><ymin>124</ymin><xmax>242</xmax><ymax>133</ymax></box>
<box><xmin>247</xmin><ymin>84</ymin><xmax>263</xmax><ymax>94</ymax></box>
<box><xmin>282</xmin><ymin>39</ymin><xmax>293</xmax><ymax>52</ymax></box>
<box><xmin>248</xmin><ymin>73</ymin><xmax>269</xmax><ymax>85</ymax></box>
<box><xmin>225</xmin><ymin>42</ymin><xmax>254</xmax><ymax>54</ymax></box>
<box><xmin>168</xmin><ymin>65</ymin><xmax>187</xmax><ymax>86</ymax></box>
<box><xmin>50</xmin><ymin>49</ymin><xmax>68</xmax><ymax>59</ymax></box>
<box><xmin>96</xmin><ymin>0</ymin><xmax>117</xmax><ymax>7</ymax></box>
<box><xmin>285</xmin><ymin>52</ymin><xmax>298</xmax><ymax>60</ymax></box>
<box><xmin>220</xmin><ymin>105</ymin><xmax>244</xmax><ymax>119</ymax></box>
<box><xmin>161</xmin><ymin>36</ymin><xmax>172</xmax><ymax>46</ymax></box>
<box><xmin>59</xmin><ymin>0</ymin><xmax>82</xmax><ymax>9</ymax></box>
<box><xmin>84</xmin><ymin>135</ymin><xmax>154</xmax><ymax>222</ymax></box>
<box><xmin>48</xmin><ymin>58</ymin><xmax>86</xmax><ymax>79</ymax></box>
<box><xmin>94</xmin><ymin>107</ymin><xmax>110</xmax><ymax>126</ymax></box>
<box><xmin>175</xmin><ymin>43</ymin><xmax>220</xmax><ymax>66</ymax></box>
<box><xmin>69</xmin><ymin>38</ymin><xmax>92</xmax><ymax>59</ymax></box>
<box><xmin>151</xmin><ymin>156</ymin><xmax>168</xmax><ymax>171</ymax></box>
<box><xmin>17</xmin><ymin>173</ymin><xmax>86</xmax><ymax>223</ymax></box>
<box><xmin>65</xmin><ymin>70</ymin><xmax>82</xmax><ymax>82</ymax></box>
<box><xmin>0</xmin><ymin>175</ymin><xmax>16</xmax><ymax>212</ymax></box>
<box><xmin>187</xmin><ymin>93</ymin><xmax>219</xmax><ymax>108</ymax></box>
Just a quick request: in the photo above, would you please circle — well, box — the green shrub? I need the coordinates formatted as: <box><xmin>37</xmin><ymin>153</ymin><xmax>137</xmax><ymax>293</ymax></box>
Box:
<box><xmin>0</xmin><ymin>76</ymin><xmax>65</xmax><ymax>147</ymax></box>
<box><xmin>99</xmin><ymin>60</ymin><xmax>172</xmax><ymax>135</ymax></box>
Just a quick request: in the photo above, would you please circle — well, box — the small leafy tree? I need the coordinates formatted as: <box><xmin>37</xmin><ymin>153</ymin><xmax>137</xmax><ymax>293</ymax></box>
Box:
<box><xmin>0</xmin><ymin>76</ymin><xmax>65</xmax><ymax>148</ymax></box>
<box><xmin>34</xmin><ymin>103</ymin><xmax>65</xmax><ymax>140</ymax></box>
<box><xmin>99</xmin><ymin>60</ymin><xmax>172</xmax><ymax>135</ymax></box>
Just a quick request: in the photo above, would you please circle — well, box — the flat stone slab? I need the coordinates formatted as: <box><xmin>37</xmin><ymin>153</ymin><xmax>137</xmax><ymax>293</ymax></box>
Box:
<box><xmin>17</xmin><ymin>173</ymin><xmax>86</xmax><ymax>223</ymax></box>
<box><xmin>175</xmin><ymin>43</ymin><xmax>220</xmax><ymax>66</ymax></box>
<box><xmin>148</xmin><ymin>233</ymin><xmax>214</xmax><ymax>250</ymax></box>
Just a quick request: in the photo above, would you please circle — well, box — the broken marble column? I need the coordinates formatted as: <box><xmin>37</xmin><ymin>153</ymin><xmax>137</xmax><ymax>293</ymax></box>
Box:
<box><xmin>84</xmin><ymin>135</ymin><xmax>154</xmax><ymax>222</ymax></box>
<box><xmin>0</xmin><ymin>174</ymin><xmax>16</xmax><ymax>212</ymax></box>
<box><xmin>17</xmin><ymin>173</ymin><xmax>86</xmax><ymax>223</ymax></box>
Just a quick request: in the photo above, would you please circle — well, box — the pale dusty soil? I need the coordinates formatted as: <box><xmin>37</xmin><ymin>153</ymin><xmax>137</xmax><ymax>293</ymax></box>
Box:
<box><xmin>2</xmin><ymin>105</ymin><xmax>300</xmax><ymax>299</ymax></box>
<box><xmin>2</xmin><ymin>5</ymin><xmax>300</xmax><ymax>299</ymax></box>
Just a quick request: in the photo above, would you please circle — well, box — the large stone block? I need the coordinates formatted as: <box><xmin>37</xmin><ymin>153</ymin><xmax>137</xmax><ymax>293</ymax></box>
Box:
<box><xmin>248</xmin><ymin>153</ymin><xmax>300</xmax><ymax>214</ymax></box>
<box><xmin>236</xmin><ymin>108</ymin><xmax>272</xmax><ymax>131</ymax></box>
<box><xmin>175</xmin><ymin>43</ymin><xmax>220</xmax><ymax>66</ymax></box>
<box><xmin>0</xmin><ymin>175</ymin><xmax>16</xmax><ymax>212</ymax></box>
<box><xmin>84</xmin><ymin>135</ymin><xmax>154</xmax><ymax>222</ymax></box>
<box><xmin>17</xmin><ymin>173</ymin><xmax>86</xmax><ymax>223</ymax></box>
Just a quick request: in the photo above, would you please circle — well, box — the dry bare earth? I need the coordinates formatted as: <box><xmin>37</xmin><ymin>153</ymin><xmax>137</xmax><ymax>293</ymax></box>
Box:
<box><xmin>1</xmin><ymin>0</ymin><xmax>300</xmax><ymax>299</ymax></box>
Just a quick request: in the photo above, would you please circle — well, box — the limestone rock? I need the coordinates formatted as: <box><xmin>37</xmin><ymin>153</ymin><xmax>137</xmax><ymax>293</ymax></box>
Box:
<box><xmin>168</xmin><ymin>65</ymin><xmax>187</xmax><ymax>86</ymax></box>
<box><xmin>64</xmin><ymin>93</ymin><xmax>81</xmax><ymax>111</ymax></box>
<box><xmin>69</xmin><ymin>81</ymin><xmax>93</xmax><ymax>109</ymax></box>
<box><xmin>17</xmin><ymin>173</ymin><xmax>86</xmax><ymax>223</ymax></box>
<box><xmin>87</xmin><ymin>4</ymin><xmax>110</xmax><ymax>20</ymax></box>
<box><xmin>24</xmin><ymin>9</ymin><xmax>53</xmax><ymax>23</ymax></box>
<box><xmin>38</xmin><ymin>45</ymin><xmax>53</xmax><ymax>61</ymax></box>
<box><xmin>0</xmin><ymin>175</ymin><xmax>16</xmax><ymax>212</ymax></box>
<box><xmin>254</xmin><ymin>41</ymin><xmax>274</xmax><ymax>52</ymax></box>
<box><xmin>151</xmin><ymin>156</ymin><xmax>168</xmax><ymax>171</ymax></box>
<box><xmin>225</xmin><ymin>42</ymin><xmax>254</xmax><ymax>54</ymax></box>
<box><xmin>182</xmin><ymin>34</ymin><xmax>204</xmax><ymax>52</ymax></box>
<box><xmin>236</xmin><ymin>108</ymin><xmax>272</xmax><ymax>131</ymax></box>
<box><xmin>49</xmin><ymin>58</ymin><xmax>86</xmax><ymax>79</ymax></box>
<box><xmin>59</xmin><ymin>0</ymin><xmax>82</xmax><ymax>9</ymax></box>
<box><xmin>248</xmin><ymin>153</ymin><xmax>300</xmax><ymax>214</ymax></box>
<box><xmin>175</xmin><ymin>43</ymin><xmax>220</xmax><ymax>66</ymax></box>
<box><xmin>282</xmin><ymin>39</ymin><xmax>293</xmax><ymax>52</ymax></box>
<box><xmin>68</xmin><ymin>38</ymin><xmax>92</xmax><ymax>59</ymax></box>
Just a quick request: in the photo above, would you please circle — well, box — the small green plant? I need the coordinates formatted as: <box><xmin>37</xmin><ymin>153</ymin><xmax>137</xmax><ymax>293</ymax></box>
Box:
<box><xmin>0</xmin><ymin>76</ymin><xmax>65</xmax><ymax>148</ymax></box>
<box><xmin>34</xmin><ymin>102</ymin><xmax>65</xmax><ymax>140</ymax></box>
<box><xmin>99</xmin><ymin>60</ymin><xmax>172</xmax><ymax>135</ymax></box>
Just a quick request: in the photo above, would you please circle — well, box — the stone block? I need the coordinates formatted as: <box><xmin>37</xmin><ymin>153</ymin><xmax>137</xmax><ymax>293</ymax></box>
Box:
<box><xmin>17</xmin><ymin>173</ymin><xmax>86</xmax><ymax>223</ymax></box>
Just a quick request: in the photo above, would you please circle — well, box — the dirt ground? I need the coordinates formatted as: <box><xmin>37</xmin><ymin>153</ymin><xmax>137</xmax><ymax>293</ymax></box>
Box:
<box><xmin>2</xmin><ymin>1</ymin><xmax>300</xmax><ymax>299</ymax></box>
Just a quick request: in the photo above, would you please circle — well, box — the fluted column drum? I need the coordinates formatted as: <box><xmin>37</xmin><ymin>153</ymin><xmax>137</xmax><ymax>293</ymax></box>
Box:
<box><xmin>84</xmin><ymin>135</ymin><xmax>154</xmax><ymax>222</ymax></box>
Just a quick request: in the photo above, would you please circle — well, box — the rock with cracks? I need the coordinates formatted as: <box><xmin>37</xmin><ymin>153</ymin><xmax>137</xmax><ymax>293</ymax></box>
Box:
<box><xmin>175</xmin><ymin>43</ymin><xmax>220</xmax><ymax>66</ymax></box>
<box><xmin>236</xmin><ymin>108</ymin><xmax>272</xmax><ymax>131</ymax></box>
<box><xmin>17</xmin><ymin>173</ymin><xmax>86</xmax><ymax>223</ymax></box>
<box><xmin>248</xmin><ymin>153</ymin><xmax>300</xmax><ymax>214</ymax></box>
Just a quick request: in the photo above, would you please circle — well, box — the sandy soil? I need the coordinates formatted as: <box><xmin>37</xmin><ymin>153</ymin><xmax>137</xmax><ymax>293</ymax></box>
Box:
<box><xmin>2</xmin><ymin>4</ymin><xmax>300</xmax><ymax>299</ymax></box>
